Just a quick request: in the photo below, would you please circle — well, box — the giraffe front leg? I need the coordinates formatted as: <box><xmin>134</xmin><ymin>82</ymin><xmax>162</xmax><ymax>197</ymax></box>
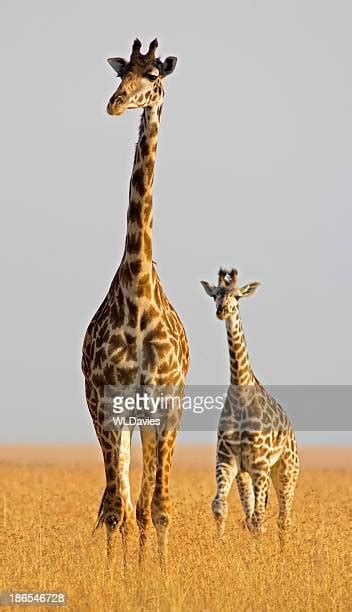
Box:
<box><xmin>151</xmin><ymin>428</ymin><xmax>177</xmax><ymax>572</ymax></box>
<box><xmin>136</xmin><ymin>428</ymin><xmax>156</xmax><ymax>566</ymax></box>
<box><xmin>236</xmin><ymin>471</ymin><xmax>255</xmax><ymax>529</ymax></box>
<box><xmin>212</xmin><ymin>432</ymin><xmax>238</xmax><ymax>541</ymax></box>
<box><xmin>249</xmin><ymin>464</ymin><xmax>270</xmax><ymax>535</ymax></box>
<box><xmin>212</xmin><ymin>461</ymin><xmax>237</xmax><ymax>541</ymax></box>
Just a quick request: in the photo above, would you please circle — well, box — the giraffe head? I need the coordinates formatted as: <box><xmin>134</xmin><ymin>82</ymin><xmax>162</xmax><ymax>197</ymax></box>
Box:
<box><xmin>107</xmin><ymin>38</ymin><xmax>177</xmax><ymax>116</ymax></box>
<box><xmin>201</xmin><ymin>268</ymin><xmax>261</xmax><ymax>320</ymax></box>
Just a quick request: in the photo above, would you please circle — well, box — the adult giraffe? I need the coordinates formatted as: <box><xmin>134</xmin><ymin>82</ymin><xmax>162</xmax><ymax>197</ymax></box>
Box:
<box><xmin>82</xmin><ymin>38</ymin><xmax>189</xmax><ymax>570</ymax></box>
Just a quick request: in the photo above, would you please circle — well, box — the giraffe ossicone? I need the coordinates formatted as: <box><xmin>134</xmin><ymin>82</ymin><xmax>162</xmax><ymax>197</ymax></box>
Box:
<box><xmin>201</xmin><ymin>267</ymin><xmax>299</xmax><ymax>541</ymax></box>
<box><xmin>82</xmin><ymin>38</ymin><xmax>189</xmax><ymax>571</ymax></box>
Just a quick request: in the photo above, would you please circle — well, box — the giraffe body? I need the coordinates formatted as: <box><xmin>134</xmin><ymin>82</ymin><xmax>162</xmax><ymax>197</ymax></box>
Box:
<box><xmin>82</xmin><ymin>39</ymin><xmax>189</xmax><ymax>569</ymax></box>
<box><xmin>201</xmin><ymin>268</ymin><xmax>299</xmax><ymax>540</ymax></box>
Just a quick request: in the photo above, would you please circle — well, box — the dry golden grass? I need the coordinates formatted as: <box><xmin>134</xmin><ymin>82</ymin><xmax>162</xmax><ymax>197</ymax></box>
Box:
<box><xmin>1</xmin><ymin>446</ymin><xmax>352</xmax><ymax>611</ymax></box>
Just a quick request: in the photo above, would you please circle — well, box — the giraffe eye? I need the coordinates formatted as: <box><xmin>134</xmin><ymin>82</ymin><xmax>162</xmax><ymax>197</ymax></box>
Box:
<box><xmin>145</xmin><ymin>73</ymin><xmax>158</xmax><ymax>82</ymax></box>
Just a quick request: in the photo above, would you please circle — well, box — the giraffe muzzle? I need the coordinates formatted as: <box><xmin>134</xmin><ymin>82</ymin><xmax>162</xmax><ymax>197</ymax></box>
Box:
<box><xmin>216</xmin><ymin>309</ymin><xmax>227</xmax><ymax>320</ymax></box>
<box><xmin>107</xmin><ymin>94</ymin><xmax>127</xmax><ymax>116</ymax></box>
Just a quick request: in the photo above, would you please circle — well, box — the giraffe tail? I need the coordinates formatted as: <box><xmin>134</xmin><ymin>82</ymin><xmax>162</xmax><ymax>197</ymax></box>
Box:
<box><xmin>92</xmin><ymin>488</ymin><xmax>107</xmax><ymax>534</ymax></box>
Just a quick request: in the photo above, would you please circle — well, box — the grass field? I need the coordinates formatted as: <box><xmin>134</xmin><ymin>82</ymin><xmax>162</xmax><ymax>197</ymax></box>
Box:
<box><xmin>1</xmin><ymin>446</ymin><xmax>352</xmax><ymax>611</ymax></box>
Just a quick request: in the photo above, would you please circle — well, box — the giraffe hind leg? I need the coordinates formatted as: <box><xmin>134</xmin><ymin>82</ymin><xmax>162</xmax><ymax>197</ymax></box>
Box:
<box><xmin>151</xmin><ymin>428</ymin><xmax>178</xmax><ymax>572</ymax></box>
<box><xmin>270</xmin><ymin>447</ymin><xmax>299</xmax><ymax>533</ymax></box>
<box><xmin>136</xmin><ymin>427</ymin><xmax>157</xmax><ymax>566</ymax></box>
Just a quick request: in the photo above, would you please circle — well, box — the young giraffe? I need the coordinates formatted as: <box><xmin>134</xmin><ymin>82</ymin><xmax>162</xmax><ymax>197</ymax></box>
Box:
<box><xmin>201</xmin><ymin>268</ymin><xmax>299</xmax><ymax>540</ymax></box>
<box><xmin>82</xmin><ymin>38</ymin><xmax>189</xmax><ymax>569</ymax></box>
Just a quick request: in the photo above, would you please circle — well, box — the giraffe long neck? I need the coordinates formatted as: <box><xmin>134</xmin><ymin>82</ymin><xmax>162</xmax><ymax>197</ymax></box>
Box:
<box><xmin>225</xmin><ymin>313</ymin><xmax>254</xmax><ymax>386</ymax></box>
<box><xmin>121</xmin><ymin>101</ymin><xmax>163</xmax><ymax>286</ymax></box>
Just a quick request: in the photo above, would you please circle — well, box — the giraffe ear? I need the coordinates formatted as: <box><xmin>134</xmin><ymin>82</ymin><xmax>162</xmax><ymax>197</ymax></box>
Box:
<box><xmin>238</xmin><ymin>282</ymin><xmax>261</xmax><ymax>299</ymax></box>
<box><xmin>107</xmin><ymin>57</ymin><xmax>127</xmax><ymax>76</ymax></box>
<box><xmin>160</xmin><ymin>56</ymin><xmax>177</xmax><ymax>76</ymax></box>
<box><xmin>200</xmin><ymin>281</ymin><xmax>217</xmax><ymax>298</ymax></box>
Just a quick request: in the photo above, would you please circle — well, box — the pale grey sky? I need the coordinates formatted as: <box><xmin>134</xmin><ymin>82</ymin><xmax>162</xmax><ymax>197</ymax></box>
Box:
<box><xmin>1</xmin><ymin>0</ymin><xmax>351</xmax><ymax>444</ymax></box>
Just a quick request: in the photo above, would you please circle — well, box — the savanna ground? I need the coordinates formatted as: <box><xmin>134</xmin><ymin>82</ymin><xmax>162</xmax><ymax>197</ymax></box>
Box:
<box><xmin>1</xmin><ymin>445</ymin><xmax>352</xmax><ymax>611</ymax></box>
